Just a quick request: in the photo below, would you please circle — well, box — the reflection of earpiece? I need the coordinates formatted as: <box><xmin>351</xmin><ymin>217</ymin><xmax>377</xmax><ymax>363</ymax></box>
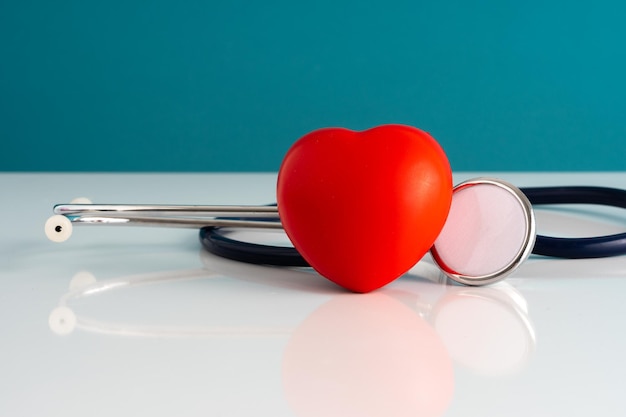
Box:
<box><xmin>48</xmin><ymin>271</ymin><xmax>96</xmax><ymax>336</ymax></box>
<box><xmin>69</xmin><ymin>270</ymin><xmax>97</xmax><ymax>291</ymax></box>
<box><xmin>50</xmin><ymin>255</ymin><xmax>534</xmax><ymax>386</ymax></box>
<box><xmin>48</xmin><ymin>270</ymin><xmax>97</xmax><ymax>335</ymax></box>
<box><xmin>49</xmin><ymin>306</ymin><xmax>77</xmax><ymax>335</ymax></box>
<box><xmin>48</xmin><ymin>265</ymin><xmax>297</xmax><ymax>338</ymax></box>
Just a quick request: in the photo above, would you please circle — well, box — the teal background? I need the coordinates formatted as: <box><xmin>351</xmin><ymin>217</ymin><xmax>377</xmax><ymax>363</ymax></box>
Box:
<box><xmin>1</xmin><ymin>1</ymin><xmax>625</xmax><ymax>172</ymax></box>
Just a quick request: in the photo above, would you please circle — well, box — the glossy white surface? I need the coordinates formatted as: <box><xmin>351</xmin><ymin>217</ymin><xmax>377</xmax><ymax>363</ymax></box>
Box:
<box><xmin>1</xmin><ymin>172</ymin><xmax>625</xmax><ymax>417</ymax></box>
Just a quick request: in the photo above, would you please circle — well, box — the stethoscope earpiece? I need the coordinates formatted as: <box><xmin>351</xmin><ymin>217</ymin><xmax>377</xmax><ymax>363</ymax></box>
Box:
<box><xmin>45</xmin><ymin>214</ymin><xmax>73</xmax><ymax>243</ymax></box>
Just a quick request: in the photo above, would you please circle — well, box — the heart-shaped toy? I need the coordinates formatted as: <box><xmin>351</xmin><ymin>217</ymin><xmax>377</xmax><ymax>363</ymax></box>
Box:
<box><xmin>277</xmin><ymin>124</ymin><xmax>452</xmax><ymax>292</ymax></box>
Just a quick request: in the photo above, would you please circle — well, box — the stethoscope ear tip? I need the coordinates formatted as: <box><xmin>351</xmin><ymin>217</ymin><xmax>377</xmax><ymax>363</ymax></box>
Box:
<box><xmin>45</xmin><ymin>214</ymin><xmax>73</xmax><ymax>243</ymax></box>
<box><xmin>70</xmin><ymin>197</ymin><xmax>92</xmax><ymax>204</ymax></box>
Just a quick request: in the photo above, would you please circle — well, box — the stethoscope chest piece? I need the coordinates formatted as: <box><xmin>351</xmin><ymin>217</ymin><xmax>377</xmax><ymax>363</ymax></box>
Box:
<box><xmin>431</xmin><ymin>178</ymin><xmax>536</xmax><ymax>286</ymax></box>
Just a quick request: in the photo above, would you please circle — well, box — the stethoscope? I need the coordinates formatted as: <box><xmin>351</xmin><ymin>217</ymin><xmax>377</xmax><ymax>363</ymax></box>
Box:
<box><xmin>45</xmin><ymin>177</ymin><xmax>626</xmax><ymax>288</ymax></box>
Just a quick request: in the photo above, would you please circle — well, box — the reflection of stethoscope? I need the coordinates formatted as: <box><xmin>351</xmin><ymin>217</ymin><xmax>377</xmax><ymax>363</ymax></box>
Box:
<box><xmin>49</xmin><ymin>250</ymin><xmax>535</xmax><ymax>379</ymax></box>
<box><xmin>47</xmin><ymin>250</ymin><xmax>535</xmax><ymax>416</ymax></box>
<box><xmin>45</xmin><ymin>177</ymin><xmax>626</xmax><ymax>288</ymax></box>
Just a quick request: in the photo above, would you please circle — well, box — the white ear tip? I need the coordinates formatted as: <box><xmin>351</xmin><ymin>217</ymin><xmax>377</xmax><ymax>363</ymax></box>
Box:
<box><xmin>45</xmin><ymin>215</ymin><xmax>73</xmax><ymax>242</ymax></box>
<box><xmin>70</xmin><ymin>197</ymin><xmax>92</xmax><ymax>204</ymax></box>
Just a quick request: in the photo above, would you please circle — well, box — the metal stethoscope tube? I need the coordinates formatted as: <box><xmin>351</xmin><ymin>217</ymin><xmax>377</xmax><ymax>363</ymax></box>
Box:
<box><xmin>49</xmin><ymin>204</ymin><xmax>282</xmax><ymax>232</ymax></box>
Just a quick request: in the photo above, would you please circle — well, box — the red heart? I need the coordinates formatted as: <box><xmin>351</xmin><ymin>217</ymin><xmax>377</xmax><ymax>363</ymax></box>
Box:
<box><xmin>277</xmin><ymin>125</ymin><xmax>452</xmax><ymax>292</ymax></box>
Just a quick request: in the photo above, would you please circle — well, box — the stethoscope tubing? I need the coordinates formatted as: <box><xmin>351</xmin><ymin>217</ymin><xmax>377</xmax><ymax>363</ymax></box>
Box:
<box><xmin>523</xmin><ymin>186</ymin><xmax>626</xmax><ymax>258</ymax></box>
<box><xmin>200</xmin><ymin>225</ymin><xmax>309</xmax><ymax>267</ymax></box>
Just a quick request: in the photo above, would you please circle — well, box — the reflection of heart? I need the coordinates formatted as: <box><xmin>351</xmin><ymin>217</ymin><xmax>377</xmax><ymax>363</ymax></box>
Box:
<box><xmin>282</xmin><ymin>293</ymin><xmax>454</xmax><ymax>417</ymax></box>
<box><xmin>277</xmin><ymin>125</ymin><xmax>452</xmax><ymax>292</ymax></box>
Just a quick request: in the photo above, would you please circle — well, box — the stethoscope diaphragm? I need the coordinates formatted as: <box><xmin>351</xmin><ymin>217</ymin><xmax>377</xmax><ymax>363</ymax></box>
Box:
<box><xmin>430</xmin><ymin>178</ymin><xmax>536</xmax><ymax>286</ymax></box>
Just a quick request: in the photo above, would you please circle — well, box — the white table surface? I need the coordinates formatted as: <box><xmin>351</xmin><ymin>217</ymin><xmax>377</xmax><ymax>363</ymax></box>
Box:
<box><xmin>1</xmin><ymin>172</ymin><xmax>625</xmax><ymax>417</ymax></box>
